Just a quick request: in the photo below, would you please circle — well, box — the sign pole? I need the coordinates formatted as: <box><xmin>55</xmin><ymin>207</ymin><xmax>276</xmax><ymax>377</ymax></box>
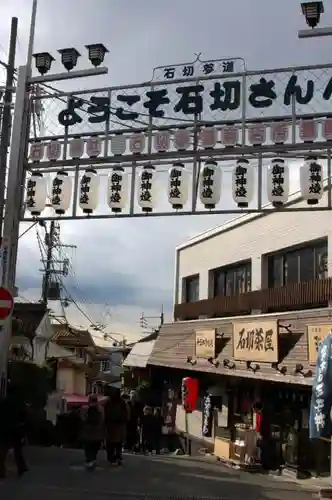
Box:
<box><xmin>0</xmin><ymin>17</ymin><xmax>18</xmax><ymax>239</ymax></box>
<box><xmin>0</xmin><ymin>0</ymin><xmax>108</xmax><ymax>396</ymax></box>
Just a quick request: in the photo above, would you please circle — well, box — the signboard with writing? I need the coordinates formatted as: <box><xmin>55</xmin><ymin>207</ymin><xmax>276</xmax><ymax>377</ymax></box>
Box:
<box><xmin>233</xmin><ymin>321</ymin><xmax>278</xmax><ymax>363</ymax></box>
<box><xmin>307</xmin><ymin>324</ymin><xmax>332</xmax><ymax>364</ymax></box>
<box><xmin>195</xmin><ymin>329</ymin><xmax>216</xmax><ymax>358</ymax></box>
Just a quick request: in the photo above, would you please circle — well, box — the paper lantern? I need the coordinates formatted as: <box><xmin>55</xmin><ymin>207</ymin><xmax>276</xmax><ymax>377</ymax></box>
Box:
<box><xmin>51</xmin><ymin>171</ymin><xmax>72</xmax><ymax>215</ymax></box>
<box><xmin>168</xmin><ymin>162</ymin><xmax>189</xmax><ymax>209</ymax></box>
<box><xmin>199</xmin><ymin>160</ymin><xmax>221</xmax><ymax>209</ymax></box>
<box><xmin>202</xmin><ymin>393</ymin><xmax>213</xmax><ymax>437</ymax></box>
<box><xmin>300</xmin><ymin>158</ymin><xmax>323</xmax><ymax>205</ymax></box>
<box><xmin>232</xmin><ymin>158</ymin><xmax>254</xmax><ymax>208</ymax></box>
<box><xmin>182</xmin><ymin>377</ymin><xmax>199</xmax><ymax>413</ymax></box>
<box><xmin>267</xmin><ymin>158</ymin><xmax>289</xmax><ymax>207</ymax></box>
<box><xmin>25</xmin><ymin>172</ymin><xmax>47</xmax><ymax>216</ymax></box>
<box><xmin>107</xmin><ymin>166</ymin><xmax>129</xmax><ymax>213</ymax></box>
<box><xmin>79</xmin><ymin>168</ymin><xmax>99</xmax><ymax>214</ymax></box>
<box><xmin>137</xmin><ymin>164</ymin><xmax>157</xmax><ymax>213</ymax></box>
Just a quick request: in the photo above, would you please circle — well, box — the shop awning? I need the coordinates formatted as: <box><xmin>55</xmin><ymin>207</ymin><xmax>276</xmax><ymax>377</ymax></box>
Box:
<box><xmin>63</xmin><ymin>394</ymin><xmax>106</xmax><ymax>406</ymax></box>
<box><xmin>148</xmin><ymin>319</ymin><xmax>315</xmax><ymax>387</ymax></box>
<box><xmin>123</xmin><ymin>339</ymin><xmax>156</xmax><ymax>368</ymax></box>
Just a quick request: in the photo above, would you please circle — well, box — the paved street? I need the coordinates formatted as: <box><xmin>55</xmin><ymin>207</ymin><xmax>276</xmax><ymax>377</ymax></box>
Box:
<box><xmin>0</xmin><ymin>447</ymin><xmax>316</xmax><ymax>499</ymax></box>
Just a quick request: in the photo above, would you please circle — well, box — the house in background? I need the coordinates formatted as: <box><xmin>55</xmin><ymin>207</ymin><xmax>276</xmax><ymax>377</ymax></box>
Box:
<box><xmin>87</xmin><ymin>344</ymin><xmax>130</xmax><ymax>394</ymax></box>
<box><xmin>10</xmin><ymin>302</ymin><xmax>50</xmax><ymax>362</ymax></box>
<box><xmin>123</xmin><ymin>331</ymin><xmax>158</xmax><ymax>389</ymax></box>
<box><xmin>50</xmin><ymin>324</ymin><xmax>98</xmax><ymax>403</ymax></box>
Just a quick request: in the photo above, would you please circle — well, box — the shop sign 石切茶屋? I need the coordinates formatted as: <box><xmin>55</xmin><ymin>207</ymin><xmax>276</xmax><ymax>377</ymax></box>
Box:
<box><xmin>233</xmin><ymin>321</ymin><xmax>278</xmax><ymax>363</ymax></box>
<box><xmin>195</xmin><ymin>329</ymin><xmax>215</xmax><ymax>358</ymax></box>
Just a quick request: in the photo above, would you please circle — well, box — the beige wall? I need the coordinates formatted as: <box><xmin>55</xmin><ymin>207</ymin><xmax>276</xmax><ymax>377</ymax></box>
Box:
<box><xmin>176</xmin><ymin>191</ymin><xmax>332</xmax><ymax>303</ymax></box>
<box><xmin>175</xmin><ymin>404</ymin><xmax>214</xmax><ymax>445</ymax></box>
<box><xmin>57</xmin><ymin>367</ymin><xmax>86</xmax><ymax>395</ymax></box>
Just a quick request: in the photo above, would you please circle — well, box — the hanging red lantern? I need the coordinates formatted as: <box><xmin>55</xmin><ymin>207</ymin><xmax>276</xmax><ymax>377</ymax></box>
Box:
<box><xmin>181</xmin><ymin>377</ymin><xmax>199</xmax><ymax>413</ymax></box>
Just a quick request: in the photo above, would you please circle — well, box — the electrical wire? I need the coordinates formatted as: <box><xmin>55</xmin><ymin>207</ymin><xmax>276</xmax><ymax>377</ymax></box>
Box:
<box><xmin>36</xmin><ymin>224</ymin><xmax>121</xmax><ymax>343</ymax></box>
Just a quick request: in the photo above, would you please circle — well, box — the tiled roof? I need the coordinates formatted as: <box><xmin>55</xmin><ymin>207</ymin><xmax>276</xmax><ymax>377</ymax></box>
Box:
<box><xmin>12</xmin><ymin>302</ymin><xmax>47</xmax><ymax>338</ymax></box>
<box><xmin>52</xmin><ymin>324</ymin><xmax>94</xmax><ymax>346</ymax></box>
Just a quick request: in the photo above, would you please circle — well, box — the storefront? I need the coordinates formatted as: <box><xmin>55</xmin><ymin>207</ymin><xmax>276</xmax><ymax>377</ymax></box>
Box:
<box><xmin>148</xmin><ymin>308</ymin><xmax>332</xmax><ymax>477</ymax></box>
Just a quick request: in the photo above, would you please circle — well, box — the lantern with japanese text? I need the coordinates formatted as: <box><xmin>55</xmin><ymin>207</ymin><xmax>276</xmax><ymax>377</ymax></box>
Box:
<box><xmin>300</xmin><ymin>158</ymin><xmax>323</xmax><ymax>205</ymax></box>
<box><xmin>267</xmin><ymin>158</ymin><xmax>290</xmax><ymax>207</ymax></box>
<box><xmin>202</xmin><ymin>393</ymin><xmax>213</xmax><ymax>437</ymax></box>
<box><xmin>25</xmin><ymin>172</ymin><xmax>47</xmax><ymax>216</ymax></box>
<box><xmin>51</xmin><ymin>171</ymin><xmax>72</xmax><ymax>215</ymax></box>
<box><xmin>79</xmin><ymin>168</ymin><xmax>99</xmax><ymax>214</ymax></box>
<box><xmin>181</xmin><ymin>377</ymin><xmax>199</xmax><ymax>413</ymax></box>
<box><xmin>167</xmin><ymin>162</ymin><xmax>189</xmax><ymax>209</ymax></box>
<box><xmin>199</xmin><ymin>160</ymin><xmax>221</xmax><ymax>209</ymax></box>
<box><xmin>232</xmin><ymin>158</ymin><xmax>254</xmax><ymax>208</ymax></box>
<box><xmin>107</xmin><ymin>166</ymin><xmax>129</xmax><ymax>213</ymax></box>
<box><xmin>137</xmin><ymin>164</ymin><xmax>157</xmax><ymax>213</ymax></box>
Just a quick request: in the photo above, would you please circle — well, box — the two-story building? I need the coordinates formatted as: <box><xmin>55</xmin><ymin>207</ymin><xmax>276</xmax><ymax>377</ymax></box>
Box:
<box><xmin>87</xmin><ymin>344</ymin><xmax>129</xmax><ymax>394</ymax></box>
<box><xmin>148</xmin><ymin>187</ymin><xmax>332</xmax><ymax>478</ymax></box>
<box><xmin>50</xmin><ymin>324</ymin><xmax>98</xmax><ymax>407</ymax></box>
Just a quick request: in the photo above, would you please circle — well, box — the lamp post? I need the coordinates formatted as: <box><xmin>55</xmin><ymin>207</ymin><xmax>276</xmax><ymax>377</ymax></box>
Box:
<box><xmin>298</xmin><ymin>1</ymin><xmax>332</xmax><ymax>38</ymax></box>
<box><xmin>0</xmin><ymin>0</ymin><xmax>109</xmax><ymax>396</ymax></box>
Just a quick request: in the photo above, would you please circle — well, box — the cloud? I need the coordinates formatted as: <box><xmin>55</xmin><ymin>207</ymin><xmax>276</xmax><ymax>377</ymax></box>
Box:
<box><xmin>2</xmin><ymin>0</ymin><xmax>331</xmax><ymax>339</ymax></box>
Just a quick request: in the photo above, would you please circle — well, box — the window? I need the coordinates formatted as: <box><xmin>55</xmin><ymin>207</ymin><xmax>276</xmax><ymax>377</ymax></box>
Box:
<box><xmin>267</xmin><ymin>239</ymin><xmax>327</xmax><ymax>288</ymax></box>
<box><xmin>211</xmin><ymin>261</ymin><xmax>251</xmax><ymax>297</ymax></box>
<box><xmin>100</xmin><ymin>360</ymin><xmax>110</xmax><ymax>372</ymax></box>
<box><xmin>75</xmin><ymin>348</ymin><xmax>85</xmax><ymax>359</ymax></box>
<box><xmin>183</xmin><ymin>275</ymin><xmax>199</xmax><ymax>302</ymax></box>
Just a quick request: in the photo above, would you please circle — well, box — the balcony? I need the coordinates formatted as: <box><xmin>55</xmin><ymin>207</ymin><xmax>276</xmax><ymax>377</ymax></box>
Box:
<box><xmin>174</xmin><ymin>278</ymin><xmax>332</xmax><ymax>320</ymax></box>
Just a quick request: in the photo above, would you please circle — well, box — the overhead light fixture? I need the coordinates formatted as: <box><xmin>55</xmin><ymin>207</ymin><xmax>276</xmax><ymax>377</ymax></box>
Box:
<box><xmin>207</xmin><ymin>357</ymin><xmax>220</xmax><ymax>368</ymax></box>
<box><xmin>32</xmin><ymin>52</ymin><xmax>55</xmax><ymax>75</ymax></box>
<box><xmin>301</xmin><ymin>1</ymin><xmax>324</xmax><ymax>28</ymax></box>
<box><xmin>295</xmin><ymin>363</ymin><xmax>304</xmax><ymax>374</ymax></box>
<box><xmin>246</xmin><ymin>361</ymin><xmax>260</xmax><ymax>373</ymax></box>
<box><xmin>272</xmin><ymin>362</ymin><xmax>287</xmax><ymax>375</ymax></box>
<box><xmin>85</xmin><ymin>43</ymin><xmax>109</xmax><ymax>67</ymax></box>
<box><xmin>58</xmin><ymin>48</ymin><xmax>81</xmax><ymax>71</ymax></box>
<box><xmin>223</xmin><ymin>359</ymin><xmax>236</xmax><ymax>369</ymax></box>
<box><xmin>186</xmin><ymin>356</ymin><xmax>197</xmax><ymax>366</ymax></box>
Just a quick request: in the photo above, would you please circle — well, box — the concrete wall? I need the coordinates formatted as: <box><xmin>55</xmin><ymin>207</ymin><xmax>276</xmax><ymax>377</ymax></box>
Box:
<box><xmin>176</xmin><ymin>191</ymin><xmax>332</xmax><ymax>303</ymax></box>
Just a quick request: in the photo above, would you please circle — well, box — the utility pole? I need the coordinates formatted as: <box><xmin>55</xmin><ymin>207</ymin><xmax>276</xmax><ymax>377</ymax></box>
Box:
<box><xmin>0</xmin><ymin>17</ymin><xmax>18</xmax><ymax>241</ymax></box>
<box><xmin>41</xmin><ymin>220</ymin><xmax>56</xmax><ymax>305</ymax></box>
<box><xmin>40</xmin><ymin>220</ymin><xmax>76</xmax><ymax>306</ymax></box>
<box><xmin>0</xmin><ymin>0</ymin><xmax>108</xmax><ymax>396</ymax></box>
<box><xmin>139</xmin><ymin>305</ymin><xmax>164</xmax><ymax>331</ymax></box>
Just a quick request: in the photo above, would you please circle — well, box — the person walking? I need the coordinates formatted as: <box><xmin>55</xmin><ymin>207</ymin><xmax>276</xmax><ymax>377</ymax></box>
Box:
<box><xmin>152</xmin><ymin>407</ymin><xmax>164</xmax><ymax>454</ymax></box>
<box><xmin>0</xmin><ymin>383</ymin><xmax>28</xmax><ymax>479</ymax></box>
<box><xmin>80</xmin><ymin>394</ymin><xmax>104</xmax><ymax>470</ymax></box>
<box><xmin>125</xmin><ymin>390</ymin><xmax>143</xmax><ymax>453</ymax></box>
<box><xmin>141</xmin><ymin>406</ymin><xmax>154</xmax><ymax>454</ymax></box>
<box><xmin>104</xmin><ymin>388</ymin><xmax>128</xmax><ymax>465</ymax></box>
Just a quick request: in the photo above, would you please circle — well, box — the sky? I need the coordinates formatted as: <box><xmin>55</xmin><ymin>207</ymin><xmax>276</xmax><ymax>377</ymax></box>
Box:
<box><xmin>1</xmin><ymin>0</ymin><xmax>332</xmax><ymax>342</ymax></box>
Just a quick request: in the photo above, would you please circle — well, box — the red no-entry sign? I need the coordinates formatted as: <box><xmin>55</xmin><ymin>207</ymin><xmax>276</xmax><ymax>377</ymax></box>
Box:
<box><xmin>0</xmin><ymin>287</ymin><xmax>14</xmax><ymax>320</ymax></box>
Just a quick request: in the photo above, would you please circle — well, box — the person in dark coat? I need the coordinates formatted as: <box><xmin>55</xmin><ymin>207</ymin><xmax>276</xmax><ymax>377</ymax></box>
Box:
<box><xmin>80</xmin><ymin>394</ymin><xmax>104</xmax><ymax>470</ymax></box>
<box><xmin>141</xmin><ymin>406</ymin><xmax>155</xmax><ymax>454</ymax></box>
<box><xmin>125</xmin><ymin>390</ymin><xmax>143</xmax><ymax>452</ymax></box>
<box><xmin>0</xmin><ymin>384</ymin><xmax>28</xmax><ymax>478</ymax></box>
<box><xmin>152</xmin><ymin>407</ymin><xmax>164</xmax><ymax>454</ymax></box>
<box><xmin>104</xmin><ymin>388</ymin><xmax>128</xmax><ymax>465</ymax></box>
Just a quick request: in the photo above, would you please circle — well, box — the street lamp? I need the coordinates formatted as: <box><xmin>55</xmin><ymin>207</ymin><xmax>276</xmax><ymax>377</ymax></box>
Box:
<box><xmin>32</xmin><ymin>52</ymin><xmax>55</xmax><ymax>75</ymax></box>
<box><xmin>301</xmin><ymin>1</ymin><xmax>324</xmax><ymax>28</ymax></box>
<box><xmin>58</xmin><ymin>47</ymin><xmax>81</xmax><ymax>71</ymax></box>
<box><xmin>85</xmin><ymin>43</ymin><xmax>109</xmax><ymax>67</ymax></box>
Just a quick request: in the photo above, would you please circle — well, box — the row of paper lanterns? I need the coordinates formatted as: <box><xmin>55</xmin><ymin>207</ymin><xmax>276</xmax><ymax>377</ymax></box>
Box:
<box><xmin>29</xmin><ymin>118</ymin><xmax>332</xmax><ymax>163</ymax></box>
<box><xmin>25</xmin><ymin>158</ymin><xmax>324</xmax><ymax>216</ymax></box>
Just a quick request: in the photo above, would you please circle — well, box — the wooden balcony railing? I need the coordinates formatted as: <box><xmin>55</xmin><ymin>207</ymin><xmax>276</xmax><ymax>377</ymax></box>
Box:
<box><xmin>174</xmin><ymin>278</ymin><xmax>332</xmax><ymax>320</ymax></box>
